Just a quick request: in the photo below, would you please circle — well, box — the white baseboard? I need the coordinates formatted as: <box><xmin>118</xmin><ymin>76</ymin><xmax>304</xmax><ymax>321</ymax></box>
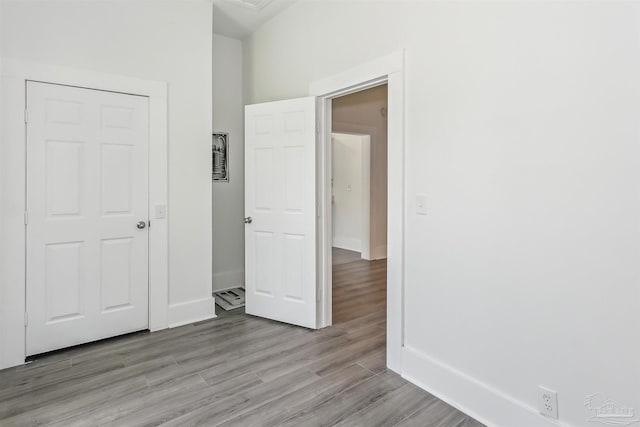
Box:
<box><xmin>332</xmin><ymin>236</ymin><xmax>361</xmax><ymax>252</ymax></box>
<box><xmin>212</xmin><ymin>269</ymin><xmax>244</xmax><ymax>292</ymax></box>
<box><xmin>168</xmin><ymin>296</ymin><xmax>216</xmax><ymax>328</ymax></box>
<box><xmin>402</xmin><ymin>346</ymin><xmax>563</xmax><ymax>427</ymax></box>
<box><xmin>370</xmin><ymin>244</ymin><xmax>387</xmax><ymax>260</ymax></box>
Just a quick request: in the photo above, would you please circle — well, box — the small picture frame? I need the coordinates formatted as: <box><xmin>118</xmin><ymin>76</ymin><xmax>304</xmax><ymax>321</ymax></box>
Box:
<box><xmin>212</xmin><ymin>132</ymin><xmax>229</xmax><ymax>182</ymax></box>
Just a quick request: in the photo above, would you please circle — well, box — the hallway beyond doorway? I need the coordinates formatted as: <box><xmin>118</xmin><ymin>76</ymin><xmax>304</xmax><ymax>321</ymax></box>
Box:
<box><xmin>332</xmin><ymin>247</ymin><xmax>386</xmax><ymax>325</ymax></box>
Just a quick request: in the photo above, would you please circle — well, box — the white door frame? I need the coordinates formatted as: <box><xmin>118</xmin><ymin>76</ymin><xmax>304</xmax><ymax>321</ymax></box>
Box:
<box><xmin>311</xmin><ymin>50</ymin><xmax>405</xmax><ymax>373</ymax></box>
<box><xmin>0</xmin><ymin>59</ymin><xmax>169</xmax><ymax>369</ymax></box>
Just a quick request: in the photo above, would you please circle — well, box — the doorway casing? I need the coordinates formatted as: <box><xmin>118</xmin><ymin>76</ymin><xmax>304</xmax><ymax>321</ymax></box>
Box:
<box><xmin>310</xmin><ymin>50</ymin><xmax>405</xmax><ymax>373</ymax></box>
<box><xmin>0</xmin><ymin>59</ymin><xmax>169</xmax><ymax>369</ymax></box>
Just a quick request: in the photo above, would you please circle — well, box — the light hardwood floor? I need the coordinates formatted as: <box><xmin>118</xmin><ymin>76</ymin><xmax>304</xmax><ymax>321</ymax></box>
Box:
<box><xmin>0</xmin><ymin>250</ymin><xmax>484</xmax><ymax>426</ymax></box>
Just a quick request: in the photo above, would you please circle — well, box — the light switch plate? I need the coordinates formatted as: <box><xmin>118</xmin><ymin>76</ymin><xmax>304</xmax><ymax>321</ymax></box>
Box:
<box><xmin>155</xmin><ymin>204</ymin><xmax>166</xmax><ymax>219</ymax></box>
<box><xmin>416</xmin><ymin>194</ymin><xmax>427</xmax><ymax>215</ymax></box>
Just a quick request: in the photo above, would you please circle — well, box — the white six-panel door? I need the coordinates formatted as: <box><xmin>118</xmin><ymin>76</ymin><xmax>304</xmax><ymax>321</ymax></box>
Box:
<box><xmin>245</xmin><ymin>97</ymin><xmax>318</xmax><ymax>329</ymax></box>
<box><xmin>26</xmin><ymin>82</ymin><xmax>150</xmax><ymax>356</ymax></box>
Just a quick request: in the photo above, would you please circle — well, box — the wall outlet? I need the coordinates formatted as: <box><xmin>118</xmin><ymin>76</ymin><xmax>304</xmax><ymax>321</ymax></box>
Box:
<box><xmin>539</xmin><ymin>386</ymin><xmax>559</xmax><ymax>419</ymax></box>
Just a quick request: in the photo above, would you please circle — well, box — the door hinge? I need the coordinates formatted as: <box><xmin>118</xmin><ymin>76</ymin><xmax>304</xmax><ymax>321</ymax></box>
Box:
<box><xmin>24</xmin><ymin>312</ymin><xmax>28</xmax><ymax>327</ymax></box>
<box><xmin>148</xmin><ymin>220</ymin><xmax>151</xmax><ymax>228</ymax></box>
<box><xmin>24</xmin><ymin>109</ymin><xmax>28</xmax><ymax>124</ymax></box>
<box><xmin>24</xmin><ymin>211</ymin><xmax>28</xmax><ymax>226</ymax></box>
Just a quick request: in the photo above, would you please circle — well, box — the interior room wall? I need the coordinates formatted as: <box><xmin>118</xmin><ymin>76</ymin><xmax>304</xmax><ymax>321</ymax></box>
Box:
<box><xmin>212</xmin><ymin>34</ymin><xmax>245</xmax><ymax>292</ymax></box>
<box><xmin>244</xmin><ymin>2</ymin><xmax>640</xmax><ymax>426</ymax></box>
<box><xmin>0</xmin><ymin>0</ymin><xmax>4</xmax><ymax>369</ymax></box>
<box><xmin>332</xmin><ymin>133</ymin><xmax>367</xmax><ymax>253</ymax></box>
<box><xmin>332</xmin><ymin>86</ymin><xmax>388</xmax><ymax>259</ymax></box>
<box><xmin>1</xmin><ymin>0</ymin><xmax>214</xmax><ymax>334</ymax></box>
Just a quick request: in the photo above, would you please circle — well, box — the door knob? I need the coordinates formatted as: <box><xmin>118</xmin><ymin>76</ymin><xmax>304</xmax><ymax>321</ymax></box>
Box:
<box><xmin>243</xmin><ymin>217</ymin><xmax>253</xmax><ymax>224</ymax></box>
<box><xmin>136</xmin><ymin>221</ymin><xmax>147</xmax><ymax>229</ymax></box>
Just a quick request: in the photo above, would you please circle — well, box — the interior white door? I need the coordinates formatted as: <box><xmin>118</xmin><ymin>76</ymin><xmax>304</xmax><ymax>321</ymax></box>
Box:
<box><xmin>245</xmin><ymin>97</ymin><xmax>318</xmax><ymax>329</ymax></box>
<box><xmin>26</xmin><ymin>81</ymin><xmax>150</xmax><ymax>356</ymax></box>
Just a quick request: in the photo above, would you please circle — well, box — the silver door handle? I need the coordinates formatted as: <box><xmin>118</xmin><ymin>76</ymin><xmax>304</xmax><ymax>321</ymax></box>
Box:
<box><xmin>243</xmin><ymin>217</ymin><xmax>253</xmax><ymax>224</ymax></box>
<box><xmin>136</xmin><ymin>221</ymin><xmax>147</xmax><ymax>229</ymax></box>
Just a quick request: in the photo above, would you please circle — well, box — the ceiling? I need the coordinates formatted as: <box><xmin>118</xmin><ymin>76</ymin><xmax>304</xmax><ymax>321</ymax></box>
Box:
<box><xmin>212</xmin><ymin>0</ymin><xmax>298</xmax><ymax>39</ymax></box>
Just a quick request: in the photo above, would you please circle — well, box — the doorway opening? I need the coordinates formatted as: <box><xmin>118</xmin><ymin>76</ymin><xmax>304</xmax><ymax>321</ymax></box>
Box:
<box><xmin>313</xmin><ymin>50</ymin><xmax>404</xmax><ymax>372</ymax></box>
<box><xmin>331</xmin><ymin>85</ymin><xmax>388</xmax><ymax>331</ymax></box>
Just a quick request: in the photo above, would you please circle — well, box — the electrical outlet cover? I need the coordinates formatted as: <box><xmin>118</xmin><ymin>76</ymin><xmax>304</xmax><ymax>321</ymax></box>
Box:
<box><xmin>539</xmin><ymin>386</ymin><xmax>559</xmax><ymax>419</ymax></box>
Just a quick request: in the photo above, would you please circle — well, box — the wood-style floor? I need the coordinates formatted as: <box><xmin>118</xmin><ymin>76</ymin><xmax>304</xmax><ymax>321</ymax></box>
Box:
<box><xmin>0</xmin><ymin>249</ymin><xmax>484</xmax><ymax>427</ymax></box>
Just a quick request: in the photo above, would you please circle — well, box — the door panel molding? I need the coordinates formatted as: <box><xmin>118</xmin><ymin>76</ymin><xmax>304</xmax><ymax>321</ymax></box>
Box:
<box><xmin>244</xmin><ymin>96</ymin><xmax>318</xmax><ymax>329</ymax></box>
<box><xmin>26</xmin><ymin>82</ymin><xmax>150</xmax><ymax>356</ymax></box>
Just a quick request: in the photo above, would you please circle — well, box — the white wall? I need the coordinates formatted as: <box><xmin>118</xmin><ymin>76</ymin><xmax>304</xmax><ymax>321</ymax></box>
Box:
<box><xmin>333</xmin><ymin>85</ymin><xmax>388</xmax><ymax>259</ymax></box>
<box><xmin>1</xmin><ymin>0</ymin><xmax>214</xmax><ymax>348</ymax></box>
<box><xmin>332</xmin><ymin>133</ymin><xmax>368</xmax><ymax>254</ymax></box>
<box><xmin>244</xmin><ymin>2</ymin><xmax>640</xmax><ymax>427</ymax></box>
<box><xmin>0</xmin><ymin>0</ymin><xmax>4</xmax><ymax>369</ymax></box>
<box><xmin>212</xmin><ymin>34</ymin><xmax>245</xmax><ymax>292</ymax></box>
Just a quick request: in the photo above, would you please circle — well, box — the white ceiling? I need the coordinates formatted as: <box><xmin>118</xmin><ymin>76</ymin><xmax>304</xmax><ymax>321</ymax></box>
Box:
<box><xmin>212</xmin><ymin>0</ymin><xmax>297</xmax><ymax>40</ymax></box>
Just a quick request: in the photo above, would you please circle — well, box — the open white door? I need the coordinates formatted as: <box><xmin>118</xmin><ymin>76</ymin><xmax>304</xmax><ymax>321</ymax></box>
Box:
<box><xmin>244</xmin><ymin>97</ymin><xmax>318</xmax><ymax>329</ymax></box>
